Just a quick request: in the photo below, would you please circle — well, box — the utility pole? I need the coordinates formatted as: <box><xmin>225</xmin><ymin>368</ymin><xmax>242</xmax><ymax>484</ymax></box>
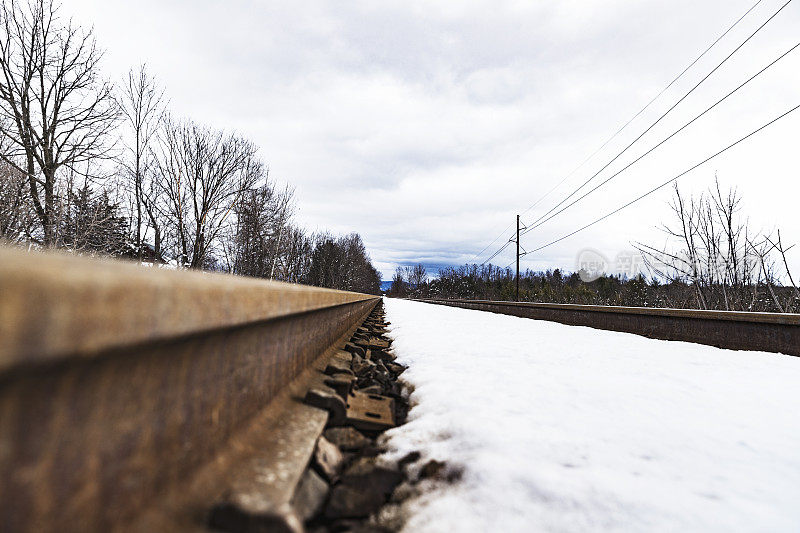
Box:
<box><xmin>516</xmin><ymin>214</ymin><xmax>520</xmax><ymax>302</ymax></box>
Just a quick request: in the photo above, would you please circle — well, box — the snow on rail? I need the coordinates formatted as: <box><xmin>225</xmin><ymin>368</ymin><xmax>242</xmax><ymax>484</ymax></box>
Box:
<box><xmin>383</xmin><ymin>298</ymin><xmax>800</xmax><ymax>532</ymax></box>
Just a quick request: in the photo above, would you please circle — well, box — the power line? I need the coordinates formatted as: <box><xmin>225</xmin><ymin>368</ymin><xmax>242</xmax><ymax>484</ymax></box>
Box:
<box><xmin>521</xmin><ymin>38</ymin><xmax>800</xmax><ymax>238</ymax></box>
<box><xmin>521</xmin><ymin>102</ymin><xmax>800</xmax><ymax>256</ymax></box>
<box><xmin>522</xmin><ymin>0</ymin><xmax>792</xmax><ymax>235</ymax></box>
<box><xmin>579</xmin><ymin>0</ymin><xmax>764</xmax><ymax>167</ymax></box>
<box><xmin>518</xmin><ymin>0</ymin><xmax>766</xmax><ymax>222</ymax></box>
<box><xmin>481</xmin><ymin>237</ymin><xmax>514</xmax><ymax>265</ymax></box>
<box><xmin>471</xmin><ymin>224</ymin><xmax>513</xmax><ymax>263</ymax></box>
<box><xmin>471</xmin><ymin>0</ymin><xmax>766</xmax><ymax>266</ymax></box>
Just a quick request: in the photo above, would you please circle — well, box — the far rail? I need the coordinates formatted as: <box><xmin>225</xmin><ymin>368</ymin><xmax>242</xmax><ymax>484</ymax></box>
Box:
<box><xmin>413</xmin><ymin>298</ymin><xmax>800</xmax><ymax>356</ymax></box>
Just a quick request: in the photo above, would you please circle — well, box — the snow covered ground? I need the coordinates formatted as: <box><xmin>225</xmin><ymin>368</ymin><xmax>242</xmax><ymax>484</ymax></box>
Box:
<box><xmin>382</xmin><ymin>298</ymin><xmax>800</xmax><ymax>533</ymax></box>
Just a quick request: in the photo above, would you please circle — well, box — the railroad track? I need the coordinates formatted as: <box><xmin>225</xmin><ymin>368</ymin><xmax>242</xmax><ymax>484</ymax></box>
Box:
<box><xmin>4</xmin><ymin>248</ymin><xmax>797</xmax><ymax>532</ymax></box>
<box><xmin>0</xmin><ymin>247</ymin><xmax>390</xmax><ymax>532</ymax></box>
<box><xmin>414</xmin><ymin>298</ymin><xmax>800</xmax><ymax>357</ymax></box>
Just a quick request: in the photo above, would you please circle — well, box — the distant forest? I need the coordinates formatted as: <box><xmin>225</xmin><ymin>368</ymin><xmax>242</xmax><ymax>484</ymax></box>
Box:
<box><xmin>388</xmin><ymin>265</ymin><xmax>798</xmax><ymax>313</ymax></box>
<box><xmin>0</xmin><ymin>0</ymin><xmax>381</xmax><ymax>294</ymax></box>
<box><xmin>389</xmin><ymin>181</ymin><xmax>800</xmax><ymax>313</ymax></box>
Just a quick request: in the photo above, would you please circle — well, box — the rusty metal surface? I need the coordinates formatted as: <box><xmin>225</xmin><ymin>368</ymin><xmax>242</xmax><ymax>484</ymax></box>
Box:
<box><xmin>136</xmin><ymin>361</ymin><xmax>329</xmax><ymax>533</ymax></box>
<box><xmin>131</xmin><ymin>315</ymin><xmax>372</xmax><ymax>533</ymax></box>
<box><xmin>0</xmin><ymin>248</ymin><xmax>379</xmax><ymax>532</ymax></box>
<box><xmin>415</xmin><ymin>299</ymin><xmax>800</xmax><ymax>357</ymax></box>
<box><xmin>0</xmin><ymin>246</ymin><xmax>375</xmax><ymax>370</ymax></box>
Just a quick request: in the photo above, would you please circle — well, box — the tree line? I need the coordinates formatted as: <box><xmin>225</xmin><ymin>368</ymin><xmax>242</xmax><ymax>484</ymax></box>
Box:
<box><xmin>390</xmin><ymin>181</ymin><xmax>799</xmax><ymax>313</ymax></box>
<box><xmin>0</xmin><ymin>0</ymin><xmax>380</xmax><ymax>294</ymax></box>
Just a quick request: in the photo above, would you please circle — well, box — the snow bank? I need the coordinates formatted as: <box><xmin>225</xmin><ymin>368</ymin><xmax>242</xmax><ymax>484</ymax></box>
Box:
<box><xmin>382</xmin><ymin>298</ymin><xmax>800</xmax><ymax>532</ymax></box>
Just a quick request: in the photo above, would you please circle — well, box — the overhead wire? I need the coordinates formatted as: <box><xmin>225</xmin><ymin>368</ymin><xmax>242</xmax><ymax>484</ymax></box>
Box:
<box><xmin>470</xmin><ymin>0</ymin><xmax>765</xmax><ymax>265</ymax></box>
<box><xmin>567</xmin><ymin>0</ymin><xmax>765</xmax><ymax>168</ymax></box>
<box><xmin>522</xmin><ymin>0</ymin><xmax>793</xmax><ymax>236</ymax></box>
<box><xmin>481</xmin><ymin>237</ymin><xmax>515</xmax><ymax>265</ymax></box>
<box><xmin>517</xmin><ymin>0</ymin><xmax>767</xmax><ymax>223</ymax></box>
<box><xmin>521</xmin><ymin>103</ymin><xmax>800</xmax><ymax>256</ymax></box>
<box><xmin>520</xmin><ymin>38</ymin><xmax>800</xmax><ymax>238</ymax></box>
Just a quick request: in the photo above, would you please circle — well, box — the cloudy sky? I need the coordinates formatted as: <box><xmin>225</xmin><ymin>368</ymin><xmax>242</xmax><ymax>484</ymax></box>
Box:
<box><xmin>63</xmin><ymin>0</ymin><xmax>800</xmax><ymax>279</ymax></box>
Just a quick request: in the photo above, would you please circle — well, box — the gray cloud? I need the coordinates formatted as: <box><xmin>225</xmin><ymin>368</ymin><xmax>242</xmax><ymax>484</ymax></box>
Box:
<box><xmin>65</xmin><ymin>0</ymin><xmax>800</xmax><ymax>278</ymax></box>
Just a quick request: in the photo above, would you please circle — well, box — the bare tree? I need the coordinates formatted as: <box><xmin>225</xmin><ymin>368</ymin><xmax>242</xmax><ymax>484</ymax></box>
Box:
<box><xmin>636</xmin><ymin>179</ymin><xmax>797</xmax><ymax>312</ymax></box>
<box><xmin>766</xmin><ymin>231</ymin><xmax>800</xmax><ymax>313</ymax></box>
<box><xmin>155</xmin><ymin>116</ymin><xmax>262</xmax><ymax>268</ymax></box>
<box><xmin>387</xmin><ymin>266</ymin><xmax>408</xmax><ymax>297</ymax></box>
<box><xmin>306</xmin><ymin>232</ymin><xmax>345</xmax><ymax>289</ymax></box>
<box><xmin>748</xmin><ymin>237</ymin><xmax>783</xmax><ymax>312</ymax></box>
<box><xmin>0</xmin><ymin>159</ymin><xmax>34</xmax><ymax>241</ymax></box>
<box><xmin>281</xmin><ymin>226</ymin><xmax>312</xmax><ymax>283</ymax></box>
<box><xmin>118</xmin><ymin>64</ymin><xmax>164</xmax><ymax>260</ymax></box>
<box><xmin>339</xmin><ymin>233</ymin><xmax>380</xmax><ymax>292</ymax></box>
<box><xmin>407</xmin><ymin>263</ymin><xmax>427</xmax><ymax>289</ymax></box>
<box><xmin>229</xmin><ymin>178</ymin><xmax>295</xmax><ymax>279</ymax></box>
<box><xmin>58</xmin><ymin>168</ymin><xmax>128</xmax><ymax>256</ymax></box>
<box><xmin>305</xmin><ymin>232</ymin><xmax>380</xmax><ymax>294</ymax></box>
<box><xmin>0</xmin><ymin>0</ymin><xmax>118</xmax><ymax>246</ymax></box>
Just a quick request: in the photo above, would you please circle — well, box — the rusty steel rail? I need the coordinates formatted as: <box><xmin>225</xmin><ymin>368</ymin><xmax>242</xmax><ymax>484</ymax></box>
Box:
<box><xmin>414</xmin><ymin>298</ymin><xmax>800</xmax><ymax>357</ymax></box>
<box><xmin>0</xmin><ymin>247</ymin><xmax>380</xmax><ymax>532</ymax></box>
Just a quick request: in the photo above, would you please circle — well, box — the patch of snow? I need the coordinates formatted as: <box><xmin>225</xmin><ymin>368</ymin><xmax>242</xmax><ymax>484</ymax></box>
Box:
<box><xmin>382</xmin><ymin>298</ymin><xmax>800</xmax><ymax>532</ymax></box>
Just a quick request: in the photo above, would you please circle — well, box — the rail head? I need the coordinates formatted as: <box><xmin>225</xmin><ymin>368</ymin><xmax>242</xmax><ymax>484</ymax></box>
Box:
<box><xmin>0</xmin><ymin>246</ymin><xmax>378</xmax><ymax>372</ymax></box>
<box><xmin>414</xmin><ymin>298</ymin><xmax>800</xmax><ymax>326</ymax></box>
